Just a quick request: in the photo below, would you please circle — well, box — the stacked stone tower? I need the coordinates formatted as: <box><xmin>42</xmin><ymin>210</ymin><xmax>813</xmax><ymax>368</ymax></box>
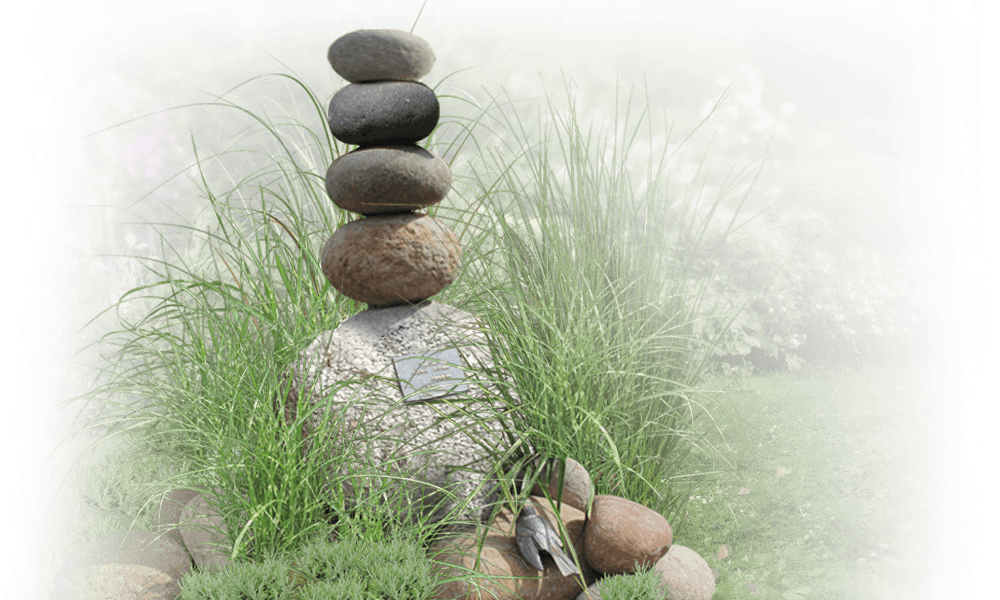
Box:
<box><xmin>273</xmin><ymin>27</ymin><xmax>516</xmax><ymax>532</ymax></box>
<box><xmin>322</xmin><ymin>29</ymin><xmax>460</xmax><ymax>308</ymax></box>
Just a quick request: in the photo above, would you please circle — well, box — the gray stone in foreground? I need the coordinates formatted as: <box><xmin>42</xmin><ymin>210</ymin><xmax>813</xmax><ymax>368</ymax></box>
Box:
<box><xmin>281</xmin><ymin>300</ymin><xmax>521</xmax><ymax>527</ymax></box>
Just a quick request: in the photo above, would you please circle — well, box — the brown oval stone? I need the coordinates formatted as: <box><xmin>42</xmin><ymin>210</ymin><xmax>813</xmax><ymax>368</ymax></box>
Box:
<box><xmin>427</xmin><ymin>497</ymin><xmax>597</xmax><ymax>600</ymax></box>
<box><xmin>428</xmin><ymin>523</ymin><xmax>529</xmax><ymax>600</ymax></box>
<box><xmin>583</xmin><ymin>495</ymin><xmax>672</xmax><ymax>575</ymax></box>
<box><xmin>321</xmin><ymin>213</ymin><xmax>461</xmax><ymax>307</ymax></box>
<box><xmin>325</xmin><ymin>146</ymin><xmax>452</xmax><ymax>214</ymax></box>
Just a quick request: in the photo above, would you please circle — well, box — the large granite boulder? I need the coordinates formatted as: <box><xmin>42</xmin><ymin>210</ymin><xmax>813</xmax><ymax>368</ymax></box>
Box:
<box><xmin>278</xmin><ymin>300</ymin><xmax>521</xmax><ymax>527</ymax></box>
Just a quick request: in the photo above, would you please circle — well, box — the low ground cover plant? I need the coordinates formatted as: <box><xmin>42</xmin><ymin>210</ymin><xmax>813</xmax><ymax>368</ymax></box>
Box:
<box><xmin>47</xmin><ymin>10</ymin><xmax>906</xmax><ymax>598</ymax></box>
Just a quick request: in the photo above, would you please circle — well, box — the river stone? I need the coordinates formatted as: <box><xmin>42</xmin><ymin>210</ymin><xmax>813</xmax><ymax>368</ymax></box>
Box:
<box><xmin>530</xmin><ymin>457</ymin><xmax>595</xmax><ymax>515</ymax></box>
<box><xmin>328</xmin><ymin>29</ymin><xmax>435</xmax><ymax>83</ymax></box>
<box><xmin>325</xmin><ymin>145</ymin><xmax>452</xmax><ymax>214</ymax></box>
<box><xmin>653</xmin><ymin>544</ymin><xmax>716</xmax><ymax>600</ymax></box>
<box><xmin>328</xmin><ymin>80</ymin><xmax>439</xmax><ymax>146</ymax></box>
<box><xmin>49</xmin><ymin>530</ymin><xmax>191</xmax><ymax>600</ymax></box>
<box><xmin>321</xmin><ymin>212</ymin><xmax>461</xmax><ymax>307</ymax></box>
<box><xmin>583</xmin><ymin>495</ymin><xmax>673</xmax><ymax>575</ymax></box>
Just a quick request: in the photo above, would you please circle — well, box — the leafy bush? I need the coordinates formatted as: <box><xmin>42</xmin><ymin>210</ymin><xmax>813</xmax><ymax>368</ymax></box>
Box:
<box><xmin>644</xmin><ymin>204</ymin><xmax>833</xmax><ymax>378</ymax></box>
<box><xmin>762</xmin><ymin>153</ymin><xmax>920</xmax><ymax>258</ymax></box>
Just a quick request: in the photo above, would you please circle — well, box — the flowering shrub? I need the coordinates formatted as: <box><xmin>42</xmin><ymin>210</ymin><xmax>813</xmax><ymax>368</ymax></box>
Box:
<box><xmin>792</xmin><ymin>245</ymin><xmax>928</xmax><ymax>364</ymax></box>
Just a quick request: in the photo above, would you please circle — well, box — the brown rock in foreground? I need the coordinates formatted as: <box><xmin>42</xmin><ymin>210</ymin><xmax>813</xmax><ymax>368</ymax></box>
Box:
<box><xmin>583</xmin><ymin>495</ymin><xmax>672</xmax><ymax>575</ymax></box>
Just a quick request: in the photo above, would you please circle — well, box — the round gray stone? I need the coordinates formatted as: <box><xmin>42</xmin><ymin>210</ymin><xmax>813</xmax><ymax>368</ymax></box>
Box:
<box><xmin>327</xmin><ymin>81</ymin><xmax>439</xmax><ymax>146</ymax></box>
<box><xmin>283</xmin><ymin>300</ymin><xmax>521</xmax><ymax>528</ymax></box>
<box><xmin>325</xmin><ymin>145</ymin><xmax>452</xmax><ymax>215</ymax></box>
<box><xmin>328</xmin><ymin>29</ymin><xmax>435</xmax><ymax>83</ymax></box>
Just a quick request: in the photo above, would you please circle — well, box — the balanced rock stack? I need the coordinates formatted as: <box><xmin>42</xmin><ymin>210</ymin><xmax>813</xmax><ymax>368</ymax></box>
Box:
<box><xmin>322</xmin><ymin>28</ymin><xmax>459</xmax><ymax>308</ymax></box>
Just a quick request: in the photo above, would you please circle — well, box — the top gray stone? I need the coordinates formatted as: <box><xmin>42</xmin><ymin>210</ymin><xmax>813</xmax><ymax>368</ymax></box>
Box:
<box><xmin>328</xmin><ymin>29</ymin><xmax>435</xmax><ymax>83</ymax></box>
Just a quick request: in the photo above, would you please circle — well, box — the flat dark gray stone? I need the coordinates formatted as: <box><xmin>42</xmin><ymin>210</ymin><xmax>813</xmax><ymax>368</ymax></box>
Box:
<box><xmin>394</xmin><ymin>346</ymin><xmax>470</xmax><ymax>403</ymax></box>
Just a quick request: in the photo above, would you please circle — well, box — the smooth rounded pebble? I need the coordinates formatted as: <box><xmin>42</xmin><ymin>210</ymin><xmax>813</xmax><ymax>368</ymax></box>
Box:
<box><xmin>321</xmin><ymin>212</ymin><xmax>461</xmax><ymax>307</ymax></box>
<box><xmin>328</xmin><ymin>29</ymin><xmax>435</xmax><ymax>83</ymax></box>
<box><xmin>325</xmin><ymin>145</ymin><xmax>452</xmax><ymax>214</ymax></box>
<box><xmin>328</xmin><ymin>81</ymin><xmax>439</xmax><ymax>146</ymax></box>
<box><xmin>583</xmin><ymin>495</ymin><xmax>673</xmax><ymax>575</ymax></box>
<box><xmin>530</xmin><ymin>457</ymin><xmax>596</xmax><ymax>515</ymax></box>
<box><xmin>49</xmin><ymin>530</ymin><xmax>191</xmax><ymax>600</ymax></box>
<box><xmin>429</xmin><ymin>497</ymin><xmax>595</xmax><ymax>600</ymax></box>
<box><xmin>653</xmin><ymin>544</ymin><xmax>716</xmax><ymax>600</ymax></box>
